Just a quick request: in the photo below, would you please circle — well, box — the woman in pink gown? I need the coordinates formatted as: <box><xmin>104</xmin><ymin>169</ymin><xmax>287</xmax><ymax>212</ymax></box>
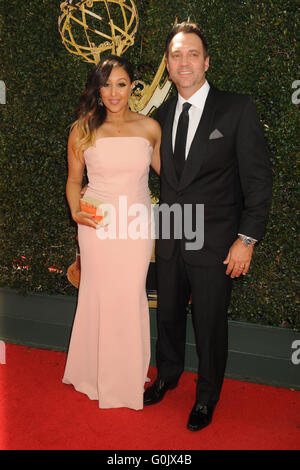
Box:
<box><xmin>62</xmin><ymin>55</ymin><xmax>161</xmax><ymax>410</ymax></box>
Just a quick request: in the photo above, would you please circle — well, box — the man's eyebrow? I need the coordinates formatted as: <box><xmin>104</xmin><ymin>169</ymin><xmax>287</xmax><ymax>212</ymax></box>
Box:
<box><xmin>171</xmin><ymin>49</ymin><xmax>200</xmax><ymax>53</ymax></box>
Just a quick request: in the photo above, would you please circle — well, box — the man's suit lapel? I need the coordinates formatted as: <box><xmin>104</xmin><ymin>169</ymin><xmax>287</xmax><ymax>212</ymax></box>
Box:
<box><xmin>178</xmin><ymin>85</ymin><xmax>218</xmax><ymax>191</ymax></box>
<box><xmin>160</xmin><ymin>98</ymin><xmax>178</xmax><ymax>190</ymax></box>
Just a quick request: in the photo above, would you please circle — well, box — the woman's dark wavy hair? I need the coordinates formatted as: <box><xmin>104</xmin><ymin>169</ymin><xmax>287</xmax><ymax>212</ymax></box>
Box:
<box><xmin>71</xmin><ymin>54</ymin><xmax>134</xmax><ymax>156</ymax></box>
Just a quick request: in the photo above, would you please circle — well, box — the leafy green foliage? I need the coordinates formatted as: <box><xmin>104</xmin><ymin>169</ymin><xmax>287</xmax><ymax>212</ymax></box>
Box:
<box><xmin>0</xmin><ymin>1</ymin><xmax>298</xmax><ymax>329</ymax></box>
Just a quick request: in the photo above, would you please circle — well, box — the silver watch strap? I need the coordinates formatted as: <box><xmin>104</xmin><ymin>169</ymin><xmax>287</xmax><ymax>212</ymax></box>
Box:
<box><xmin>238</xmin><ymin>234</ymin><xmax>257</xmax><ymax>246</ymax></box>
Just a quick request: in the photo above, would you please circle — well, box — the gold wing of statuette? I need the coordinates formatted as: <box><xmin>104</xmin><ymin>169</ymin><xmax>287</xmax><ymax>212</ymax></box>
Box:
<box><xmin>129</xmin><ymin>55</ymin><xmax>173</xmax><ymax>116</ymax></box>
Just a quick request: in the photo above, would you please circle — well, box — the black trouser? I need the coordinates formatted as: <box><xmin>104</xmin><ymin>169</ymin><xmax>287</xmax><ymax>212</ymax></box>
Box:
<box><xmin>155</xmin><ymin>242</ymin><xmax>233</xmax><ymax>406</ymax></box>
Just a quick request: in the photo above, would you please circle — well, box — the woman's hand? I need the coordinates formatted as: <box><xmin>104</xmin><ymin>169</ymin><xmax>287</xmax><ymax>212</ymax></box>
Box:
<box><xmin>72</xmin><ymin>210</ymin><xmax>99</xmax><ymax>229</ymax></box>
<box><xmin>80</xmin><ymin>185</ymin><xmax>89</xmax><ymax>197</ymax></box>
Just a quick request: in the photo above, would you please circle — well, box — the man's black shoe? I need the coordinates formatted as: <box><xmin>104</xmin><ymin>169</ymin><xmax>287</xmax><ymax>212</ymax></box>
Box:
<box><xmin>143</xmin><ymin>378</ymin><xmax>178</xmax><ymax>406</ymax></box>
<box><xmin>187</xmin><ymin>402</ymin><xmax>215</xmax><ymax>431</ymax></box>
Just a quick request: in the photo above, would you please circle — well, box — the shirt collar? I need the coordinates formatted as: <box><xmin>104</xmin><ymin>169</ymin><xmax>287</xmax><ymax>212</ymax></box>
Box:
<box><xmin>177</xmin><ymin>80</ymin><xmax>210</xmax><ymax>111</ymax></box>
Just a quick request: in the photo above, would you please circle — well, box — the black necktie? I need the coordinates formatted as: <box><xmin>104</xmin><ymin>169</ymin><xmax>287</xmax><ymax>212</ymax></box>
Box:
<box><xmin>174</xmin><ymin>102</ymin><xmax>192</xmax><ymax>179</ymax></box>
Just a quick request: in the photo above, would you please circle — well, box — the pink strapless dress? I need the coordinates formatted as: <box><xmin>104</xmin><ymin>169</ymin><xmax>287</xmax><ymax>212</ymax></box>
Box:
<box><xmin>62</xmin><ymin>137</ymin><xmax>153</xmax><ymax>410</ymax></box>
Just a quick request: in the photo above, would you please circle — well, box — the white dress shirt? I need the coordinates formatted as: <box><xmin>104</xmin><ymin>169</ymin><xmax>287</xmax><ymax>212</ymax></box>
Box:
<box><xmin>172</xmin><ymin>80</ymin><xmax>210</xmax><ymax>159</ymax></box>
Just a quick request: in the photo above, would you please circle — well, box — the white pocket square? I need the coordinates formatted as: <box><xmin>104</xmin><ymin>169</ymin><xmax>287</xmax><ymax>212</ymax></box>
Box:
<box><xmin>209</xmin><ymin>129</ymin><xmax>224</xmax><ymax>139</ymax></box>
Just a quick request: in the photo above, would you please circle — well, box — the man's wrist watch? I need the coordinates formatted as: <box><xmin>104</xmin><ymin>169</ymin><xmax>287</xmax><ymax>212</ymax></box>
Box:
<box><xmin>238</xmin><ymin>234</ymin><xmax>257</xmax><ymax>247</ymax></box>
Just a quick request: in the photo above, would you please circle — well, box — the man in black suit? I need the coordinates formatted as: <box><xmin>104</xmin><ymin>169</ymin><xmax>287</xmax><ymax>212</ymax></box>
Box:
<box><xmin>144</xmin><ymin>22</ymin><xmax>272</xmax><ymax>431</ymax></box>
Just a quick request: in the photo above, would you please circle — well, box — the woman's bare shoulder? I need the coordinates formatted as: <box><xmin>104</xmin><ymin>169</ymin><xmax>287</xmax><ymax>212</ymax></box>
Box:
<box><xmin>136</xmin><ymin>114</ymin><xmax>161</xmax><ymax>133</ymax></box>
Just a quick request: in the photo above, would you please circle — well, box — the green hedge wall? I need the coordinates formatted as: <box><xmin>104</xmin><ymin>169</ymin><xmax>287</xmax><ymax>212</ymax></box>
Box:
<box><xmin>0</xmin><ymin>1</ymin><xmax>298</xmax><ymax>330</ymax></box>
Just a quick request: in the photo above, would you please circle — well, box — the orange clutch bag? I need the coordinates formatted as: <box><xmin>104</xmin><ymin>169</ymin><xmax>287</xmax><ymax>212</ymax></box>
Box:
<box><xmin>80</xmin><ymin>196</ymin><xmax>105</xmax><ymax>223</ymax></box>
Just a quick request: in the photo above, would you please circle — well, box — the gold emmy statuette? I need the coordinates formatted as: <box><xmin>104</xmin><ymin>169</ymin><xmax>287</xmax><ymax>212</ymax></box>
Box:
<box><xmin>58</xmin><ymin>0</ymin><xmax>139</xmax><ymax>64</ymax></box>
<box><xmin>129</xmin><ymin>55</ymin><xmax>172</xmax><ymax>116</ymax></box>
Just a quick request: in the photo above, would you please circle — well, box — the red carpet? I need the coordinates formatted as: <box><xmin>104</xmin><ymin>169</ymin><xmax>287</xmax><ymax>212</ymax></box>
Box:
<box><xmin>0</xmin><ymin>343</ymin><xmax>299</xmax><ymax>450</ymax></box>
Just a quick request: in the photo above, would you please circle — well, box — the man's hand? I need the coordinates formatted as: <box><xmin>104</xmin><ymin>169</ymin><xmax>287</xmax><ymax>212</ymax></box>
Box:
<box><xmin>80</xmin><ymin>185</ymin><xmax>88</xmax><ymax>197</ymax></box>
<box><xmin>223</xmin><ymin>238</ymin><xmax>254</xmax><ymax>278</ymax></box>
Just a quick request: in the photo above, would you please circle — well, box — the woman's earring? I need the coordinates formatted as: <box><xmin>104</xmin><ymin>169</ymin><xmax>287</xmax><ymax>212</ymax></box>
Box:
<box><xmin>98</xmin><ymin>95</ymin><xmax>103</xmax><ymax>106</ymax></box>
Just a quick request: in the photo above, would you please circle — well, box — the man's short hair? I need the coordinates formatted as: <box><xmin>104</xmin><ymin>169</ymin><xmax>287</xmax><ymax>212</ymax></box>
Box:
<box><xmin>165</xmin><ymin>22</ymin><xmax>209</xmax><ymax>58</ymax></box>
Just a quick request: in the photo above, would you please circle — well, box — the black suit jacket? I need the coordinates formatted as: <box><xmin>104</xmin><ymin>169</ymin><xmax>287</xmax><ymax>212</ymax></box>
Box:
<box><xmin>154</xmin><ymin>84</ymin><xmax>272</xmax><ymax>266</ymax></box>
